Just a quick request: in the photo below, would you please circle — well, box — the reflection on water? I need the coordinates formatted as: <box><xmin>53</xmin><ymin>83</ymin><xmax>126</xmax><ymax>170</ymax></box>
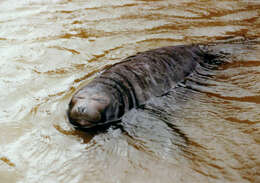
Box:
<box><xmin>0</xmin><ymin>0</ymin><xmax>259</xmax><ymax>183</ymax></box>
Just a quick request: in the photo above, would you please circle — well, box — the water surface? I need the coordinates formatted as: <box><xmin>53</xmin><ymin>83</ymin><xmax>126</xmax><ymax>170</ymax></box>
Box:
<box><xmin>0</xmin><ymin>0</ymin><xmax>259</xmax><ymax>183</ymax></box>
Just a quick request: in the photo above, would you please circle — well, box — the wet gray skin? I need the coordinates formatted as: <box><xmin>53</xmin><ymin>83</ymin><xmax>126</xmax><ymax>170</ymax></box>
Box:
<box><xmin>69</xmin><ymin>86</ymin><xmax>117</xmax><ymax>128</ymax></box>
<box><xmin>69</xmin><ymin>89</ymin><xmax>111</xmax><ymax>127</ymax></box>
<box><xmin>68</xmin><ymin>44</ymin><xmax>221</xmax><ymax>129</ymax></box>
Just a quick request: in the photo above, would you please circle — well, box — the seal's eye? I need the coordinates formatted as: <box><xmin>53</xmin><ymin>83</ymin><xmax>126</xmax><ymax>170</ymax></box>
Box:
<box><xmin>89</xmin><ymin>94</ymin><xmax>110</xmax><ymax>110</ymax></box>
<box><xmin>91</xmin><ymin>96</ymin><xmax>110</xmax><ymax>104</ymax></box>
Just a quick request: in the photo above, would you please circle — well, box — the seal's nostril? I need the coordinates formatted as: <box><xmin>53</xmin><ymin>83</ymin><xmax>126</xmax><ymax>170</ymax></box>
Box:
<box><xmin>78</xmin><ymin>106</ymin><xmax>83</xmax><ymax>113</ymax></box>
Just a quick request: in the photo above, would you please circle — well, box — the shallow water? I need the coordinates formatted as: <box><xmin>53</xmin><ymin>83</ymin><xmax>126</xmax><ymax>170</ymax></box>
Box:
<box><xmin>0</xmin><ymin>0</ymin><xmax>259</xmax><ymax>183</ymax></box>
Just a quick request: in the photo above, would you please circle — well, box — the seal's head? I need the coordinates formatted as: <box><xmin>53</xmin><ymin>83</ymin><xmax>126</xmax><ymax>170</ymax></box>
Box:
<box><xmin>68</xmin><ymin>88</ymin><xmax>111</xmax><ymax>129</ymax></box>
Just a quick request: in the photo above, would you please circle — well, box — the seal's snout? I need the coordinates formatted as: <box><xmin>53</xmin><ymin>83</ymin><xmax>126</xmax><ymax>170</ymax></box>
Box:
<box><xmin>69</xmin><ymin>101</ymin><xmax>102</xmax><ymax>126</ymax></box>
<box><xmin>68</xmin><ymin>92</ymin><xmax>110</xmax><ymax>128</ymax></box>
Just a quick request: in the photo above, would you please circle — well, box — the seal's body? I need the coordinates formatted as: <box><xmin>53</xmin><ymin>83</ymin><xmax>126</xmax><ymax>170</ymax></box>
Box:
<box><xmin>68</xmin><ymin>45</ymin><xmax>216</xmax><ymax>129</ymax></box>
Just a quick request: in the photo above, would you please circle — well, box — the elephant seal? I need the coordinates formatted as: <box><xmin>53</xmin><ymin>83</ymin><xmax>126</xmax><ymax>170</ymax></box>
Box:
<box><xmin>68</xmin><ymin>44</ymin><xmax>222</xmax><ymax>129</ymax></box>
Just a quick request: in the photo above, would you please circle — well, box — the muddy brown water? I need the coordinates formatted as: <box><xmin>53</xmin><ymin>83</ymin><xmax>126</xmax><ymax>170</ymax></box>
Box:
<box><xmin>0</xmin><ymin>0</ymin><xmax>260</xmax><ymax>183</ymax></box>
